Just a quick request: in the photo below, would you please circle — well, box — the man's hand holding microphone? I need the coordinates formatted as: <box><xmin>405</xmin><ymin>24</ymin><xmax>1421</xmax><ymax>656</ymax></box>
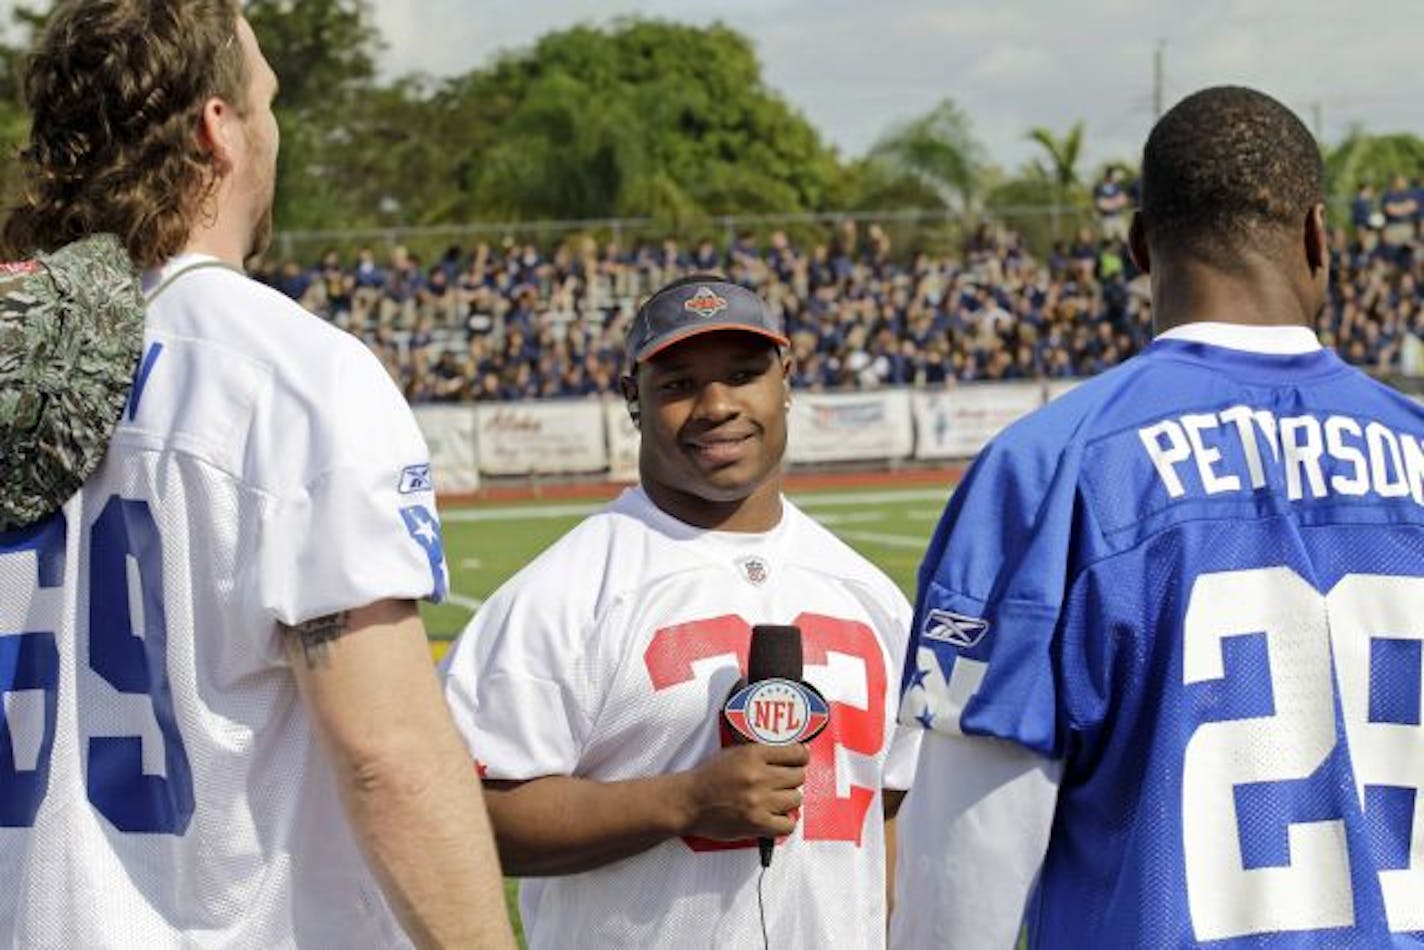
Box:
<box><xmin>674</xmin><ymin>624</ymin><xmax>830</xmax><ymax>866</ymax></box>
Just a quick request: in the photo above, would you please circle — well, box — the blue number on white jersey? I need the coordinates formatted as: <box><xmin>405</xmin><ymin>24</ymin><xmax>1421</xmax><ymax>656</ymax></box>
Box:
<box><xmin>0</xmin><ymin>499</ymin><xmax>193</xmax><ymax>834</ymax></box>
<box><xmin>0</xmin><ymin>515</ymin><xmax>64</xmax><ymax>827</ymax></box>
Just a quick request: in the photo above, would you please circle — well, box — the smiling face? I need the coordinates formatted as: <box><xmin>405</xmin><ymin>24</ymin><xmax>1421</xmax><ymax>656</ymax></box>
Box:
<box><xmin>631</xmin><ymin>331</ymin><xmax>791</xmax><ymax>532</ymax></box>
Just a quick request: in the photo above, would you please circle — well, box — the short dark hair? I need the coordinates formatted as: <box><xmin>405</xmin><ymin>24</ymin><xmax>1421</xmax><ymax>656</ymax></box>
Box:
<box><xmin>1140</xmin><ymin>86</ymin><xmax>1324</xmax><ymax>269</ymax></box>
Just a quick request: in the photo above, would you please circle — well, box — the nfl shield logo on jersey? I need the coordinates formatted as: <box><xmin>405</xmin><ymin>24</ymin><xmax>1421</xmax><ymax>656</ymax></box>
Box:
<box><xmin>922</xmin><ymin>609</ymin><xmax>990</xmax><ymax>649</ymax></box>
<box><xmin>736</xmin><ymin>556</ymin><xmax>769</xmax><ymax>586</ymax></box>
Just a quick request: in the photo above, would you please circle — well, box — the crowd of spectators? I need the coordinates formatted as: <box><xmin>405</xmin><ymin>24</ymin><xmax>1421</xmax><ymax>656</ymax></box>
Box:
<box><xmin>258</xmin><ymin>191</ymin><xmax>1424</xmax><ymax>404</ymax></box>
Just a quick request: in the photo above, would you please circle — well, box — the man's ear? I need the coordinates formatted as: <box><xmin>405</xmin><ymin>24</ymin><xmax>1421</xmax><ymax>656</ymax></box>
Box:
<box><xmin>197</xmin><ymin>95</ymin><xmax>238</xmax><ymax>175</ymax></box>
<box><xmin>1304</xmin><ymin>203</ymin><xmax>1327</xmax><ymax>274</ymax></box>
<box><xmin>619</xmin><ymin>374</ymin><xmax>640</xmax><ymax>429</ymax></box>
<box><xmin>1128</xmin><ymin>212</ymin><xmax>1150</xmax><ymax>274</ymax></box>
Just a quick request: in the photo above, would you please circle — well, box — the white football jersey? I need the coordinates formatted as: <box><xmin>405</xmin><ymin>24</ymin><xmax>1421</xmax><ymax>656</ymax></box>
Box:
<box><xmin>0</xmin><ymin>254</ymin><xmax>449</xmax><ymax>947</ymax></box>
<box><xmin>441</xmin><ymin>487</ymin><xmax>921</xmax><ymax>948</ymax></box>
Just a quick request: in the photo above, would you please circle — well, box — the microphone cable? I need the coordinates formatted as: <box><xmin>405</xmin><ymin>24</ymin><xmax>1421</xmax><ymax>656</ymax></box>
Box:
<box><xmin>756</xmin><ymin>862</ymin><xmax>770</xmax><ymax>950</ymax></box>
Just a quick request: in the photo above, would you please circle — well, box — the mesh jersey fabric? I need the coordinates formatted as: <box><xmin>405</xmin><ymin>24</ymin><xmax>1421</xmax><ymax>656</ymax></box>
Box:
<box><xmin>442</xmin><ymin>487</ymin><xmax>920</xmax><ymax>948</ymax></box>
<box><xmin>899</xmin><ymin>337</ymin><xmax>1424</xmax><ymax>947</ymax></box>
<box><xmin>0</xmin><ymin>254</ymin><xmax>449</xmax><ymax>948</ymax></box>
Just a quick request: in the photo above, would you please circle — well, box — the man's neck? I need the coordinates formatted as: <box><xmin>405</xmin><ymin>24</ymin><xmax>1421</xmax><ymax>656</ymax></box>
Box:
<box><xmin>181</xmin><ymin>231</ymin><xmax>246</xmax><ymax>270</ymax></box>
<box><xmin>1150</xmin><ymin>253</ymin><xmax>1315</xmax><ymax>335</ymax></box>
<box><xmin>181</xmin><ymin>186</ymin><xmax>250</xmax><ymax>269</ymax></box>
<box><xmin>641</xmin><ymin>477</ymin><xmax>784</xmax><ymax>534</ymax></box>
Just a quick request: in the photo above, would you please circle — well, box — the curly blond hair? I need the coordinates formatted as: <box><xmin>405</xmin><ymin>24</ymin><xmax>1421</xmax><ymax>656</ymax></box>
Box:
<box><xmin>1</xmin><ymin>0</ymin><xmax>249</xmax><ymax>269</ymax></box>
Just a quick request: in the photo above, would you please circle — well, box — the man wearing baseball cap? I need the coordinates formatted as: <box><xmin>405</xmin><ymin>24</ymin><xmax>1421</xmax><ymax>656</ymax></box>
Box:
<box><xmin>441</xmin><ymin>273</ymin><xmax>921</xmax><ymax>947</ymax></box>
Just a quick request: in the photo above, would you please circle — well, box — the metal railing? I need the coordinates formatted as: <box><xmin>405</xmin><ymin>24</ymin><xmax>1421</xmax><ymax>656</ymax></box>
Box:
<box><xmin>270</xmin><ymin>204</ymin><xmax>1092</xmax><ymax>260</ymax></box>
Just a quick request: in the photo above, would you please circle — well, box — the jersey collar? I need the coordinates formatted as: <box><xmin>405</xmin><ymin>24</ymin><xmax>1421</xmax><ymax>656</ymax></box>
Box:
<box><xmin>1154</xmin><ymin>322</ymin><xmax>1321</xmax><ymax>354</ymax></box>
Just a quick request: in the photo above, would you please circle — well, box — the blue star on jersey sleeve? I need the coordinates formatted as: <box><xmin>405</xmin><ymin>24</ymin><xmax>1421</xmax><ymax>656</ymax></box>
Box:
<box><xmin>898</xmin><ymin>427</ymin><xmax>1087</xmax><ymax>758</ymax></box>
<box><xmin>400</xmin><ymin>504</ymin><xmax>448</xmax><ymax>603</ymax></box>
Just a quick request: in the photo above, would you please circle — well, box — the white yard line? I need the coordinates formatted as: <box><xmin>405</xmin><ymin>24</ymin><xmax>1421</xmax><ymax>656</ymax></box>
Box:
<box><xmin>443</xmin><ymin>592</ymin><xmax>485</xmax><ymax>613</ymax></box>
<box><xmin>837</xmin><ymin>530</ymin><xmax>929</xmax><ymax>550</ymax></box>
<box><xmin>440</xmin><ymin>486</ymin><xmax>952</xmax><ymax>522</ymax></box>
<box><xmin>808</xmin><ymin>510</ymin><xmax>888</xmax><ymax>526</ymax></box>
<box><xmin>442</xmin><ymin>501</ymin><xmax>602</xmax><ymax>522</ymax></box>
<box><xmin>790</xmin><ymin>488</ymin><xmax>950</xmax><ymax>507</ymax></box>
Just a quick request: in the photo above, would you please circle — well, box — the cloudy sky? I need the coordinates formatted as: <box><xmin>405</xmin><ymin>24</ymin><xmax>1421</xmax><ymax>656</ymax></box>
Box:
<box><xmin>373</xmin><ymin>0</ymin><xmax>1421</xmax><ymax>171</ymax></box>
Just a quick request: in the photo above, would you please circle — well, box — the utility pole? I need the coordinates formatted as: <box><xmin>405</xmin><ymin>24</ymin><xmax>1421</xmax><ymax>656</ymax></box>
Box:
<box><xmin>1310</xmin><ymin>100</ymin><xmax>1324</xmax><ymax>140</ymax></box>
<box><xmin>1153</xmin><ymin>40</ymin><xmax>1166</xmax><ymax>119</ymax></box>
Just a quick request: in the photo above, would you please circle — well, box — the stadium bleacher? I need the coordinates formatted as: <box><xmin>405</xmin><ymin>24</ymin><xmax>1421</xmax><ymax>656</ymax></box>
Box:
<box><xmin>258</xmin><ymin>206</ymin><xmax>1423</xmax><ymax>404</ymax></box>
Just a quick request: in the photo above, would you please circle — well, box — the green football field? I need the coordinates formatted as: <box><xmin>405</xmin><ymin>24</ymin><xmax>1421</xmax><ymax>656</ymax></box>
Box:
<box><xmin>419</xmin><ymin>481</ymin><xmax>956</xmax><ymax>944</ymax></box>
<box><xmin>420</xmin><ymin>483</ymin><xmax>956</xmax><ymax>653</ymax></box>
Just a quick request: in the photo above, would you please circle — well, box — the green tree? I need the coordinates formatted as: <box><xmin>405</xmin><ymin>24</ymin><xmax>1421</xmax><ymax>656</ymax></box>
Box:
<box><xmin>0</xmin><ymin>3</ymin><xmax>51</xmax><ymax>204</ymax></box>
<box><xmin>981</xmin><ymin>166</ymin><xmax>1067</xmax><ymax>253</ymax></box>
<box><xmin>247</xmin><ymin>0</ymin><xmax>390</xmax><ymax>234</ymax></box>
<box><xmin>862</xmin><ymin>99</ymin><xmax>987</xmax><ymax>213</ymax></box>
<box><xmin>429</xmin><ymin>18</ymin><xmax>843</xmax><ymax>226</ymax></box>
<box><xmin>246</xmin><ymin>0</ymin><xmax>381</xmax><ymax>111</ymax></box>
<box><xmin>1026</xmin><ymin>121</ymin><xmax>1087</xmax><ymax>239</ymax></box>
<box><xmin>1326</xmin><ymin>130</ymin><xmax>1424</xmax><ymax>218</ymax></box>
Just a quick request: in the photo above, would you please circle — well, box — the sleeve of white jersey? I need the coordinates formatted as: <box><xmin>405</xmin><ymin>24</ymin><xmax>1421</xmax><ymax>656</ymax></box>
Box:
<box><xmin>889</xmin><ymin>731</ymin><xmax>1061</xmax><ymax>949</ymax></box>
<box><xmin>439</xmin><ymin>549</ymin><xmax>612</xmax><ymax>780</ymax></box>
<box><xmin>881</xmin><ymin>583</ymin><xmax>922</xmax><ymax>791</ymax></box>
<box><xmin>257</xmin><ymin>343</ymin><xmax>449</xmax><ymax>625</ymax></box>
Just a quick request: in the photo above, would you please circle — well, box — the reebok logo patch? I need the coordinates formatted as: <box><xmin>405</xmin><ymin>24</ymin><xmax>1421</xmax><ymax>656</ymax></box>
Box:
<box><xmin>922</xmin><ymin>609</ymin><xmax>990</xmax><ymax>650</ymax></box>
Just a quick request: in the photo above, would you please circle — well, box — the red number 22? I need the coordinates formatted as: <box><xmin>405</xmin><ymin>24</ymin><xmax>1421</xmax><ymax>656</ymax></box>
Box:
<box><xmin>643</xmin><ymin>613</ymin><xmax>887</xmax><ymax>851</ymax></box>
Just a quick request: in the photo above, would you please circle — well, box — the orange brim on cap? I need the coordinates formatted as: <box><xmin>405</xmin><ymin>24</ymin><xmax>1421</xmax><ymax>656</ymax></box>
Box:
<box><xmin>635</xmin><ymin>323</ymin><xmax>791</xmax><ymax>362</ymax></box>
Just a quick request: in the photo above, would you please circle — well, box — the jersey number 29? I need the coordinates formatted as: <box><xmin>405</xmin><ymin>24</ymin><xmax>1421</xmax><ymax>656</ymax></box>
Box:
<box><xmin>1184</xmin><ymin>567</ymin><xmax>1424</xmax><ymax>939</ymax></box>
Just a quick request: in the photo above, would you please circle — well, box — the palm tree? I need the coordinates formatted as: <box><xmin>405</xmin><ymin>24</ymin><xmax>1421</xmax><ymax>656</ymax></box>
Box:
<box><xmin>866</xmin><ymin>98</ymin><xmax>987</xmax><ymax>213</ymax></box>
<box><xmin>1027</xmin><ymin>122</ymin><xmax>1086</xmax><ymax>238</ymax></box>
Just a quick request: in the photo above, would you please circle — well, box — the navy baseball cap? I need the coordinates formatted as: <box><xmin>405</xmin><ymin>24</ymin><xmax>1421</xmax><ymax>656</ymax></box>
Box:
<box><xmin>626</xmin><ymin>277</ymin><xmax>789</xmax><ymax>363</ymax></box>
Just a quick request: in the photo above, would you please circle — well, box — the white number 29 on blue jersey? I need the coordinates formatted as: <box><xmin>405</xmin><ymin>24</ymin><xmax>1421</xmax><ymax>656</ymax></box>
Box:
<box><xmin>1183</xmin><ymin>568</ymin><xmax>1424</xmax><ymax>939</ymax></box>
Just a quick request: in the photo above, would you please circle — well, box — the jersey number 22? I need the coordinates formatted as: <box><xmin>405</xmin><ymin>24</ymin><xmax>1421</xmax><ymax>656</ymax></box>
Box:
<box><xmin>645</xmin><ymin>612</ymin><xmax>887</xmax><ymax>850</ymax></box>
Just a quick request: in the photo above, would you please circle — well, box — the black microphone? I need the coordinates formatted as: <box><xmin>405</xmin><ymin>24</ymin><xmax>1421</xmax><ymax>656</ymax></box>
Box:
<box><xmin>722</xmin><ymin>624</ymin><xmax>829</xmax><ymax>868</ymax></box>
<box><xmin>748</xmin><ymin>623</ymin><xmax>802</xmax><ymax>687</ymax></box>
<box><xmin>747</xmin><ymin>625</ymin><xmax>801</xmax><ymax>870</ymax></box>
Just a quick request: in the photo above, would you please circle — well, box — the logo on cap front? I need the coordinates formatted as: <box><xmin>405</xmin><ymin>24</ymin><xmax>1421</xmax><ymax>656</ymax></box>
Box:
<box><xmin>684</xmin><ymin>286</ymin><xmax>728</xmax><ymax>318</ymax></box>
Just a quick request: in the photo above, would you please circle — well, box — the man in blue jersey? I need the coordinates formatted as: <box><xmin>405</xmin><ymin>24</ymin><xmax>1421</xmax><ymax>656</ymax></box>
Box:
<box><xmin>892</xmin><ymin>85</ymin><xmax>1424</xmax><ymax>948</ymax></box>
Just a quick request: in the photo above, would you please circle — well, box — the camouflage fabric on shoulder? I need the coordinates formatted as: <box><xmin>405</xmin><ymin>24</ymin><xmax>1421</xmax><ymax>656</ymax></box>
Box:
<box><xmin>0</xmin><ymin>234</ymin><xmax>145</xmax><ymax>531</ymax></box>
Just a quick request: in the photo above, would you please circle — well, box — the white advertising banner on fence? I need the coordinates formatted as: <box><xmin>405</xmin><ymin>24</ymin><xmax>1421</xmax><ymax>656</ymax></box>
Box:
<box><xmin>1044</xmin><ymin>379</ymin><xmax>1083</xmax><ymax>402</ymax></box>
<box><xmin>474</xmin><ymin>401</ymin><xmax>607</xmax><ymax>475</ymax></box>
<box><xmin>787</xmin><ymin>391</ymin><xmax>914</xmax><ymax>464</ymax></box>
<box><xmin>912</xmin><ymin>383</ymin><xmax>1042</xmax><ymax>460</ymax></box>
<box><xmin>413</xmin><ymin>405</ymin><xmax>480</xmax><ymax>493</ymax></box>
<box><xmin>604</xmin><ymin>399</ymin><xmax>640</xmax><ymax>483</ymax></box>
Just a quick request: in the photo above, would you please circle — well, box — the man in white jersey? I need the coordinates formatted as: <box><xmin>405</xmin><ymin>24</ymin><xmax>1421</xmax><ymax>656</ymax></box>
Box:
<box><xmin>0</xmin><ymin>2</ymin><xmax>512</xmax><ymax>946</ymax></box>
<box><xmin>441</xmin><ymin>275</ymin><xmax>922</xmax><ymax>947</ymax></box>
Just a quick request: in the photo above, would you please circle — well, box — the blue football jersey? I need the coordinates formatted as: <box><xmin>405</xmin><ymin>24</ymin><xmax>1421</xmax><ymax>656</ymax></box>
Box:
<box><xmin>900</xmin><ymin>338</ymin><xmax>1424</xmax><ymax>947</ymax></box>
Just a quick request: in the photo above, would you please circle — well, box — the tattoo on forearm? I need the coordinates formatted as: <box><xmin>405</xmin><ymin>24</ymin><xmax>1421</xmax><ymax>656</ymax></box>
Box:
<box><xmin>279</xmin><ymin>611</ymin><xmax>351</xmax><ymax>670</ymax></box>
